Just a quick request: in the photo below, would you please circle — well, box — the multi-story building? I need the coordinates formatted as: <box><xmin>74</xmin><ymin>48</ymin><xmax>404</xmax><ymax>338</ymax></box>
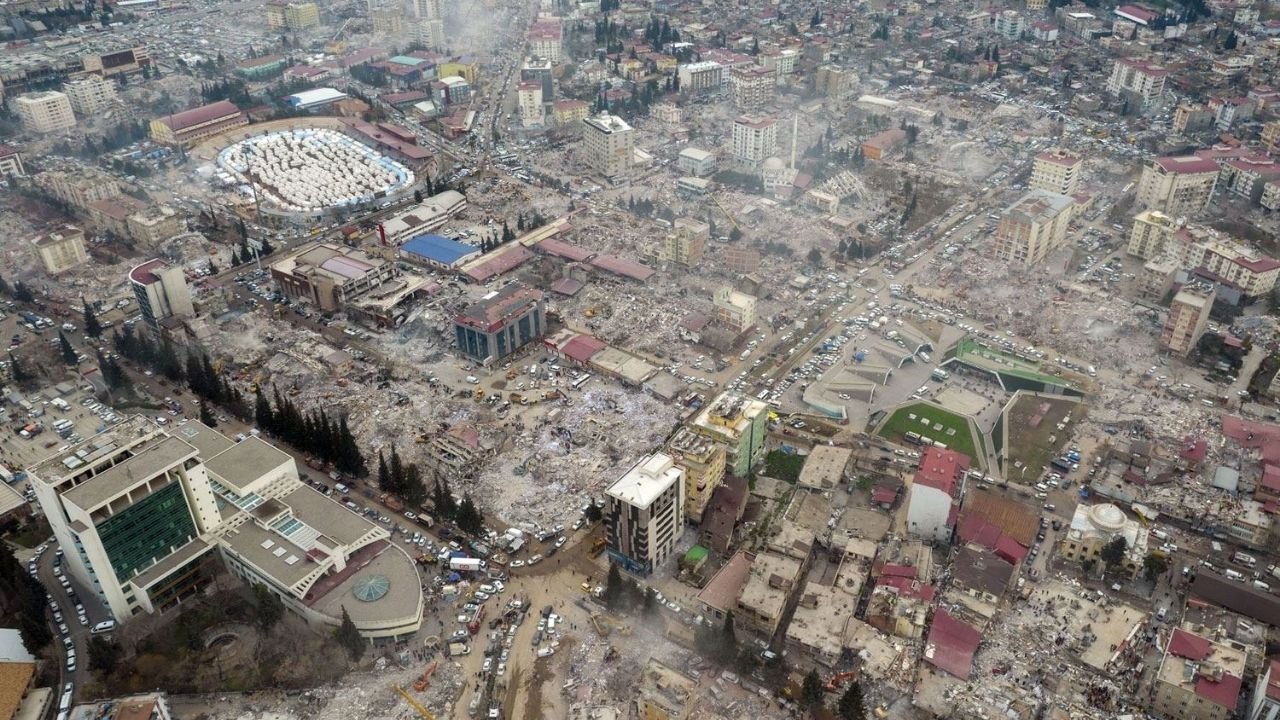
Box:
<box><xmin>1127</xmin><ymin>210</ymin><xmax>1180</xmax><ymax>260</ymax></box>
<box><xmin>1058</xmin><ymin>502</ymin><xmax>1149</xmax><ymax>575</ymax></box>
<box><xmin>411</xmin><ymin>19</ymin><xmax>446</xmax><ymax>51</ymax></box>
<box><xmin>1247</xmin><ymin>659</ymin><xmax>1280</xmax><ymax>720</ymax></box>
<box><xmin>758</xmin><ymin>48</ymin><xmax>798</xmax><ymax>78</ymax></box>
<box><xmin>31</xmin><ymin>225</ymin><xmax>88</xmax><ymax>275</ymax></box>
<box><xmin>690</xmin><ymin>392</ymin><xmax>768</xmax><ymax>477</ymax></box>
<box><xmin>551</xmin><ymin>99</ymin><xmax>589</xmax><ymax>126</ymax></box>
<box><xmin>994</xmin><ymin>10</ymin><xmax>1026</xmax><ymax>39</ymax></box>
<box><xmin>126</xmin><ymin>205</ymin><xmax>185</xmax><ymax>245</ymax></box>
<box><xmin>1263</xmin><ymin>121</ymin><xmax>1280</xmax><ymax>155</ymax></box>
<box><xmin>517</xmin><ymin>82</ymin><xmax>543</xmax><ymax>127</ymax></box>
<box><xmin>814</xmin><ymin>65</ymin><xmax>856</xmax><ymax>97</ymax></box>
<box><xmin>13</xmin><ymin>90</ymin><xmax>75</xmax><ymax>133</ymax></box>
<box><xmin>730</xmin><ymin>65</ymin><xmax>776</xmax><ymax>111</ymax></box>
<box><xmin>736</xmin><ymin>550</ymin><xmax>803</xmax><ymax>637</ymax></box>
<box><xmin>581</xmin><ymin>113</ymin><xmax>634</xmax><ymax>181</ymax></box>
<box><xmin>129</xmin><ymin>259</ymin><xmax>195</xmax><ymax>327</ymax></box>
<box><xmin>0</xmin><ymin>145</ymin><xmax>24</xmax><ymax>177</ymax></box>
<box><xmin>1183</xmin><ymin>237</ymin><xmax>1280</xmax><ymax>299</ymax></box>
<box><xmin>661</xmin><ymin>231</ymin><xmax>705</xmax><ymax>269</ymax></box>
<box><xmin>604</xmin><ymin>452</ymin><xmax>685</xmax><ymax>575</ymax></box>
<box><xmin>270</xmin><ymin>242</ymin><xmax>397</xmax><ymax>312</ymax></box>
<box><xmin>1106</xmin><ymin>57</ymin><xmax>1168</xmax><ymax>109</ymax></box>
<box><xmin>378</xmin><ymin>191</ymin><xmax>467</xmax><ymax>244</ymax></box>
<box><xmin>665</xmin><ymin>428</ymin><xmax>724</xmax><ymax>525</ymax></box>
<box><xmin>453</xmin><ymin>283</ymin><xmax>545</xmax><ymax>365</ymax></box>
<box><xmin>713</xmin><ymin>287</ymin><xmax>756</xmax><ymax>333</ymax></box>
<box><xmin>731</xmin><ymin>115</ymin><xmax>776</xmax><ymax>169</ymax></box>
<box><xmin>905</xmin><ymin>447</ymin><xmax>968</xmax><ymax>543</ymax></box>
<box><xmin>861</xmin><ymin>128</ymin><xmax>907</xmax><ymax>161</ymax></box>
<box><xmin>36</xmin><ymin>168</ymin><xmax>121</xmax><ymax>210</ymax></box>
<box><xmin>527</xmin><ymin>19</ymin><xmax>562</xmax><ymax>64</ymax></box>
<box><xmin>1263</xmin><ymin>181</ymin><xmax>1280</xmax><ymax>212</ymax></box>
<box><xmin>235</xmin><ymin>55</ymin><xmax>289</xmax><ymax>80</ymax></box>
<box><xmin>1151</xmin><ymin>628</ymin><xmax>1246</xmax><ymax>720</ymax></box>
<box><xmin>266</xmin><ymin>1</ymin><xmax>319</xmax><ymax>31</ymax></box>
<box><xmin>1174</xmin><ymin>102</ymin><xmax>1216</xmax><ymax>135</ymax></box>
<box><xmin>1030</xmin><ymin>148</ymin><xmax>1083</xmax><ymax>196</ymax></box>
<box><xmin>520</xmin><ymin>57</ymin><xmax>554</xmax><ymax>102</ymax></box>
<box><xmin>81</xmin><ymin>46</ymin><xmax>151</xmax><ymax>79</ymax></box>
<box><xmin>678</xmin><ymin>61</ymin><xmax>724</xmax><ymax>93</ymax></box>
<box><xmin>994</xmin><ymin>189</ymin><xmax>1074</xmax><ymax>266</ymax></box>
<box><xmin>62</xmin><ymin>75</ymin><xmax>117</xmax><ymax>116</ymax></box>
<box><xmin>1161</xmin><ymin>285</ymin><xmax>1215</xmax><ymax>356</ymax></box>
<box><xmin>677</xmin><ymin>147</ymin><xmax>716</xmax><ymax>177</ymax></box>
<box><xmin>149</xmin><ymin>100</ymin><xmax>248</xmax><ymax>147</ymax></box>
<box><xmin>1137</xmin><ymin>155</ymin><xmax>1220</xmax><ymax>216</ymax></box>
<box><xmin>29</xmin><ymin>417</ymin><xmax>424</xmax><ymax>640</ymax></box>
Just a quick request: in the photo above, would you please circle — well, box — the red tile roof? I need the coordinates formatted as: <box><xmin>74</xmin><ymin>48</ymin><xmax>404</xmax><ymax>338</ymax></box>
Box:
<box><xmin>588</xmin><ymin>254</ymin><xmax>655</xmax><ymax>282</ymax></box>
<box><xmin>881</xmin><ymin>564</ymin><xmax>917</xmax><ymax>579</ymax></box>
<box><xmin>1235</xmin><ymin>256</ymin><xmax>1280</xmax><ymax>273</ymax></box>
<box><xmin>1180</xmin><ymin>436</ymin><xmax>1207</xmax><ymax>462</ymax></box>
<box><xmin>871</xmin><ymin>486</ymin><xmax>898</xmax><ymax>504</ymax></box>
<box><xmin>537</xmin><ymin>238</ymin><xmax>594</xmax><ymax>262</ymax></box>
<box><xmin>1154</xmin><ymin>155</ymin><xmax>1222</xmax><ymax>175</ymax></box>
<box><xmin>1169</xmin><ymin>629</ymin><xmax>1211</xmax><ymax>660</ymax></box>
<box><xmin>561</xmin><ymin>335</ymin><xmax>606</xmax><ymax>364</ymax></box>
<box><xmin>994</xmin><ymin>534</ymin><xmax>1029</xmax><ymax>564</ymax></box>
<box><xmin>914</xmin><ymin>447</ymin><xmax>969</xmax><ymax>496</ymax></box>
<box><xmin>1263</xmin><ymin>465</ymin><xmax>1280</xmax><ymax>493</ymax></box>
<box><xmin>924</xmin><ymin>610</ymin><xmax>981</xmax><ymax>680</ymax></box>
<box><xmin>1195</xmin><ymin>672</ymin><xmax>1242</xmax><ymax>710</ymax></box>
<box><xmin>1266</xmin><ymin>660</ymin><xmax>1280</xmax><ymax>701</ymax></box>
<box><xmin>157</xmin><ymin>100</ymin><xmax>242</xmax><ymax>132</ymax></box>
<box><xmin>464</xmin><ymin>245</ymin><xmax>534</xmax><ymax>283</ymax></box>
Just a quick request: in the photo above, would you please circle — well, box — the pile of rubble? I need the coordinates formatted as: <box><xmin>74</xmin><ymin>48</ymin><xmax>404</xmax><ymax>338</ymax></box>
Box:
<box><xmin>472</xmin><ymin>385</ymin><xmax>679</xmax><ymax>525</ymax></box>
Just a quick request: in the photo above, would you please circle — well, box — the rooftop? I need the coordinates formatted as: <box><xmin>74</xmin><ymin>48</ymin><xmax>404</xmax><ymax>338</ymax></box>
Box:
<box><xmin>695</xmin><ymin>550</ymin><xmax>751</xmax><ymax>612</ymax></box>
<box><xmin>1154</xmin><ymin>155</ymin><xmax>1222</xmax><ymax>175</ymax></box>
<box><xmin>455</xmin><ymin>283</ymin><xmax>543</xmax><ymax>332</ymax></box>
<box><xmin>401</xmin><ymin>233</ymin><xmax>480</xmax><ymax>266</ymax></box>
<box><xmin>796</xmin><ymin>445</ymin><xmax>850</xmax><ymax>490</ymax></box>
<box><xmin>62</xmin><ymin>434</ymin><xmax>197</xmax><ymax>512</ymax></box>
<box><xmin>204</xmin><ymin>437</ymin><xmax>294</xmax><ymax>493</ymax></box>
<box><xmin>605</xmin><ymin>453</ymin><xmax>681</xmax><ymax>508</ymax></box>
<box><xmin>156</xmin><ymin>100</ymin><xmax>242</xmax><ymax>132</ymax></box>
<box><xmin>923</xmin><ymin>609</ymin><xmax>981</xmax><ymax>679</ymax></box>
<box><xmin>582</xmin><ymin>113</ymin><xmax>632</xmax><ymax>134</ymax></box>
<box><xmin>1004</xmin><ymin>189</ymin><xmax>1074</xmax><ymax>223</ymax></box>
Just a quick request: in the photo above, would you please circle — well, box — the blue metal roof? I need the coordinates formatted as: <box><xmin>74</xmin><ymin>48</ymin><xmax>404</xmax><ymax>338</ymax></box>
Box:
<box><xmin>401</xmin><ymin>234</ymin><xmax>477</xmax><ymax>265</ymax></box>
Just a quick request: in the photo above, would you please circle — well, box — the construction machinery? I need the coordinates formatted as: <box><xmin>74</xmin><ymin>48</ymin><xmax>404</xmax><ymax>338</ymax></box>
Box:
<box><xmin>589</xmin><ymin>536</ymin><xmax>607</xmax><ymax>557</ymax></box>
<box><xmin>589</xmin><ymin>612</ymin><xmax>610</xmax><ymax>638</ymax></box>
<box><xmin>473</xmin><ymin>386</ymin><xmax>485</xmax><ymax>401</ymax></box>
<box><xmin>824</xmin><ymin>670</ymin><xmax>857</xmax><ymax>692</ymax></box>
<box><xmin>391</xmin><ymin>685</ymin><xmax>435</xmax><ymax>720</ymax></box>
<box><xmin>412</xmin><ymin>660</ymin><xmax>438</xmax><ymax>692</ymax></box>
<box><xmin>710</xmin><ymin>192</ymin><xmax>742</xmax><ymax>235</ymax></box>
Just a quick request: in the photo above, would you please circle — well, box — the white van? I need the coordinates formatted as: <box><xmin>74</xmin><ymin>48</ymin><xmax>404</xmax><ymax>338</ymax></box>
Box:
<box><xmin>466</xmin><ymin>376</ymin><xmax>480</xmax><ymax>384</ymax></box>
<box><xmin>91</xmin><ymin>620</ymin><xmax>116</xmax><ymax>634</ymax></box>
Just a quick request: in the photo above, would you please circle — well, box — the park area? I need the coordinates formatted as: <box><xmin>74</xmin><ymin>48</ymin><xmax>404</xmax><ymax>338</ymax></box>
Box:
<box><xmin>877</xmin><ymin>402</ymin><xmax>982</xmax><ymax>463</ymax></box>
<box><xmin>1000</xmin><ymin>394</ymin><xmax>1084</xmax><ymax>484</ymax></box>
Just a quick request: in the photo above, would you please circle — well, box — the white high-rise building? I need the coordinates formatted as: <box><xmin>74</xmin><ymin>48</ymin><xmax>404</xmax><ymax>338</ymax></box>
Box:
<box><xmin>731</xmin><ymin>115</ymin><xmax>777</xmax><ymax>168</ymax></box>
<box><xmin>129</xmin><ymin>258</ymin><xmax>195</xmax><ymax>327</ymax></box>
<box><xmin>581</xmin><ymin>113</ymin><xmax>634</xmax><ymax>181</ymax></box>
<box><xmin>13</xmin><ymin>90</ymin><xmax>75</xmax><ymax>133</ymax></box>
<box><xmin>605</xmin><ymin>453</ymin><xmax>685</xmax><ymax>575</ymax></box>
<box><xmin>994</xmin><ymin>189</ymin><xmax>1074</xmax><ymax>266</ymax></box>
<box><xmin>1107</xmin><ymin>58</ymin><xmax>1168</xmax><ymax>110</ymax></box>
<box><xmin>1137</xmin><ymin>155</ymin><xmax>1221</xmax><ymax>217</ymax></box>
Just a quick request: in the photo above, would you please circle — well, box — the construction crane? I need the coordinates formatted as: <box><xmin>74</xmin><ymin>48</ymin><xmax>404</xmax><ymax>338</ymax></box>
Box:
<box><xmin>391</xmin><ymin>685</ymin><xmax>436</xmax><ymax>720</ymax></box>
<box><xmin>709</xmin><ymin>192</ymin><xmax>741</xmax><ymax>235</ymax></box>
<box><xmin>412</xmin><ymin>660</ymin><xmax>439</xmax><ymax>692</ymax></box>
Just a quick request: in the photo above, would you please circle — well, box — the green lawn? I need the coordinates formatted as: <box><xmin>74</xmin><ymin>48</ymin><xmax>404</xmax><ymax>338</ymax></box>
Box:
<box><xmin>878</xmin><ymin>402</ymin><xmax>980</xmax><ymax>463</ymax></box>
<box><xmin>1002</xmin><ymin>395</ymin><xmax>1083</xmax><ymax>483</ymax></box>
<box><xmin>764</xmin><ymin>449</ymin><xmax>807</xmax><ymax>483</ymax></box>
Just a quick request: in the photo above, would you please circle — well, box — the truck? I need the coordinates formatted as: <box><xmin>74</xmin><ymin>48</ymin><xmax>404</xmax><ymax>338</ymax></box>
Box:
<box><xmin>467</xmin><ymin>605</ymin><xmax>487</xmax><ymax>634</ymax></box>
<box><xmin>469</xmin><ymin>541</ymin><xmax>492</xmax><ymax>559</ymax></box>
<box><xmin>450</xmin><ymin>557</ymin><xmax>484</xmax><ymax>572</ymax></box>
<box><xmin>1233</xmin><ymin>551</ymin><xmax>1257</xmax><ymax>568</ymax></box>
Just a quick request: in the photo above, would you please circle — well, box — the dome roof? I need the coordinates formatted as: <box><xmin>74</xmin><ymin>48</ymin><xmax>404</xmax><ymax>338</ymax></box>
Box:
<box><xmin>762</xmin><ymin>156</ymin><xmax>786</xmax><ymax>171</ymax></box>
<box><xmin>352</xmin><ymin>574</ymin><xmax>390</xmax><ymax>602</ymax></box>
<box><xmin>1087</xmin><ymin>503</ymin><xmax>1126</xmax><ymax>533</ymax></box>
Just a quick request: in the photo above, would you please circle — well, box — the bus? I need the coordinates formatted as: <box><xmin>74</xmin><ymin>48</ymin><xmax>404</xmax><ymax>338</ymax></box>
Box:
<box><xmin>904</xmin><ymin>431</ymin><xmax>923</xmax><ymax>445</ymax></box>
<box><xmin>571</xmin><ymin>374</ymin><xmax>592</xmax><ymax>390</ymax></box>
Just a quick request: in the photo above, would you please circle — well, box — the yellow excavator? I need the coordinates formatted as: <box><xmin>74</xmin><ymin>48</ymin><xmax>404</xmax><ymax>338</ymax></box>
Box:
<box><xmin>391</xmin><ymin>685</ymin><xmax>435</xmax><ymax>720</ymax></box>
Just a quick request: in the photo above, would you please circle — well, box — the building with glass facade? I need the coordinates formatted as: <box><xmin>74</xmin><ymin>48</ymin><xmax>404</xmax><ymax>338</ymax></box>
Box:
<box><xmin>453</xmin><ymin>283</ymin><xmax>546</xmax><ymax>365</ymax></box>
<box><xmin>29</xmin><ymin>417</ymin><xmax>423</xmax><ymax>642</ymax></box>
